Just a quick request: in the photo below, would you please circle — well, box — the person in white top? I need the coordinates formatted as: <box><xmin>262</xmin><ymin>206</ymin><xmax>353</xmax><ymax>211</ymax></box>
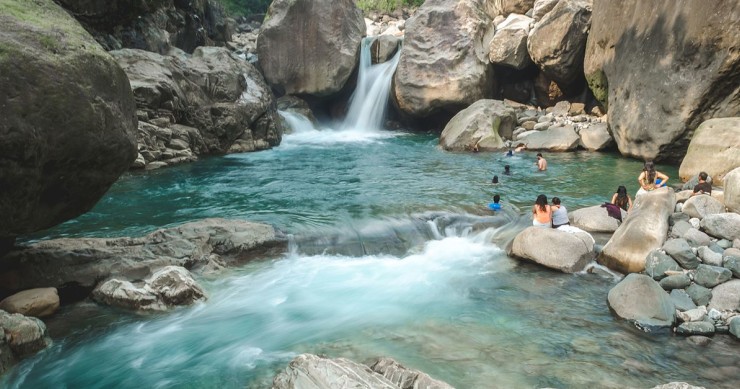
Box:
<box><xmin>551</xmin><ymin>197</ymin><xmax>569</xmax><ymax>228</ymax></box>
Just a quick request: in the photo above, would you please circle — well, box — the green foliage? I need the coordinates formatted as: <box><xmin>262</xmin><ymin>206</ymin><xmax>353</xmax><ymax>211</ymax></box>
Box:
<box><xmin>215</xmin><ymin>0</ymin><xmax>271</xmax><ymax>17</ymax></box>
<box><xmin>356</xmin><ymin>0</ymin><xmax>424</xmax><ymax>12</ymax></box>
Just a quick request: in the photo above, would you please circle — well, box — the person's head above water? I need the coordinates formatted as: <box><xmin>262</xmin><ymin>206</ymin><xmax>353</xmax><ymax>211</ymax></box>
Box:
<box><xmin>492</xmin><ymin>175</ymin><xmax>499</xmax><ymax>184</ymax></box>
<box><xmin>493</xmin><ymin>194</ymin><xmax>501</xmax><ymax>203</ymax></box>
<box><xmin>536</xmin><ymin>153</ymin><xmax>543</xmax><ymax>159</ymax></box>
<box><xmin>506</xmin><ymin>149</ymin><xmax>513</xmax><ymax>156</ymax></box>
<box><xmin>504</xmin><ymin>165</ymin><xmax>510</xmax><ymax>173</ymax></box>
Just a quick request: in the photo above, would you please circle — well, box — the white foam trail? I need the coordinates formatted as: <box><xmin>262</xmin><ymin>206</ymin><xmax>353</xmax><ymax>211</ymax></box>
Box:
<box><xmin>278</xmin><ymin>111</ymin><xmax>316</xmax><ymax>134</ymax></box>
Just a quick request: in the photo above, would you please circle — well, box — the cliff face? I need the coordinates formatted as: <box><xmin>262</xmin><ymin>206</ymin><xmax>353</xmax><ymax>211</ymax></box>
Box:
<box><xmin>55</xmin><ymin>0</ymin><xmax>233</xmax><ymax>54</ymax></box>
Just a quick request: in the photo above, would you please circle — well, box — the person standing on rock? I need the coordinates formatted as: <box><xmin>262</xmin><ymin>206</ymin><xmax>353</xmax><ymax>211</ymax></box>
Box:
<box><xmin>611</xmin><ymin>185</ymin><xmax>633</xmax><ymax>212</ymax></box>
<box><xmin>532</xmin><ymin>194</ymin><xmax>552</xmax><ymax>227</ymax></box>
<box><xmin>691</xmin><ymin>172</ymin><xmax>712</xmax><ymax>196</ymax></box>
<box><xmin>551</xmin><ymin>197</ymin><xmax>570</xmax><ymax>228</ymax></box>
<box><xmin>637</xmin><ymin>161</ymin><xmax>668</xmax><ymax>196</ymax></box>
<box><xmin>536</xmin><ymin>153</ymin><xmax>547</xmax><ymax>171</ymax></box>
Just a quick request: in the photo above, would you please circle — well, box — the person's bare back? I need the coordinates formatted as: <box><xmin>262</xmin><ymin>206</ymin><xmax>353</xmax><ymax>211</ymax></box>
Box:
<box><xmin>537</xmin><ymin>153</ymin><xmax>547</xmax><ymax>171</ymax></box>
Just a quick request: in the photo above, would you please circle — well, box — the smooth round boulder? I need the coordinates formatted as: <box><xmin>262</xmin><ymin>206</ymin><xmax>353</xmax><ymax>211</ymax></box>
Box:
<box><xmin>700</xmin><ymin>213</ymin><xmax>740</xmax><ymax>241</ymax></box>
<box><xmin>663</xmin><ymin>238</ymin><xmax>699</xmax><ymax>270</ymax></box>
<box><xmin>393</xmin><ymin>0</ymin><xmax>495</xmax><ymax>117</ymax></box>
<box><xmin>645</xmin><ymin>250</ymin><xmax>681</xmax><ymax>280</ymax></box>
<box><xmin>578</xmin><ymin>123</ymin><xmax>613</xmax><ymax>151</ymax></box>
<box><xmin>256</xmin><ymin>0</ymin><xmax>364</xmax><ymax>96</ymax></box>
<box><xmin>679</xmin><ymin>118</ymin><xmax>740</xmax><ymax>186</ymax></box>
<box><xmin>0</xmin><ymin>0</ymin><xmax>137</xmax><ymax>240</ymax></box>
<box><xmin>722</xmin><ymin>167</ymin><xmax>740</xmax><ymax>213</ymax></box>
<box><xmin>439</xmin><ymin>100</ymin><xmax>517</xmax><ymax>151</ymax></box>
<box><xmin>708</xmin><ymin>279</ymin><xmax>740</xmax><ymax>311</ymax></box>
<box><xmin>681</xmin><ymin>195</ymin><xmax>725</xmax><ymax>220</ymax></box>
<box><xmin>520</xmin><ymin>125</ymin><xmax>580</xmax><ymax>151</ymax></box>
<box><xmin>694</xmin><ymin>264</ymin><xmax>732</xmax><ymax>289</ymax></box>
<box><xmin>511</xmin><ymin>226</ymin><xmax>594</xmax><ymax>273</ymax></box>
<box><xmin>600</xmin><ymin>188</ymin><xmax>676</xmax><ymax>273</ymax></box>
<box><xmin>570</xmin><ymin>205</ymin><xmax>625</xmax><ymax>232</ymax></box>
<box><xmin>0</xmin><ymin>288</ymin><xmax>59</xmax><ymax>318</ymax></box>
<box><xmin>607</xmin><ymin>274</ymin><xmax>676</xmax><ymax>328</ymax></box>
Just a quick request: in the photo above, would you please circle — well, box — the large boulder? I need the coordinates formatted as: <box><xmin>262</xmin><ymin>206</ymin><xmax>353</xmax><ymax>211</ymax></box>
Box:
<box><xmin>708</xmin><ymin>279</ymin><xmax>740</xmax><ymax>311</ymax></box>
<box><xmin>393</xmin><ymin>0</ymin><xmax>495</xmax><ymax>117</ymax></box>
<box><xmin>0</xmin><ymin>310</ymin><xmax>50</xmax><ymax>359</ymax></box>
<box><xmin>700</xmin><ymin>213</ymin><xmax>740</xmax><ymax>241</ymax></box>
<box><xmin>0</xmin><ymin>0</ymin><xmax>138</xmax><ymax>240</ymax></box>
<box><xmin>0</xmin><ymin>219</ymin><xmax>287</xmax><ymax>293</ymax></box>
<box><xmin>92</xmin><ymin>266</ymin><xmax>206</xmax><ymax>311</ymax></box>
<box><xmin>511</xmin><ymin>227</ymin><xmax>594</xmax><ymax>273</ymax></box>
<box><xmin>492</xmin><ymin>0</ymin><xmax>536</xmax><ymax>16</ymax></box>
<box><xmin>600</xmin><ymin>188</ymin><xmax>675</xmax><ymax>273</ymax></box>
<box><xmin>0</xmin><ymin>288</ymin><xmax>59</xmax><ymax>318</ymax></box>
<box><xmin>488</xmin><ymin>14</ymin><xmax>533</xmax><ymax>70</ymax></box>
<box><xmin>678</xmin><ymin>118</ymin><xmax>740</xmax><ymax>186</ymax></box>
<box><xmin>111</xmin><ymin>47</ymin><xmax>283</xmax><ymax>168</ymax></box>
<box><xmin>724</xmin><ymin>167</ymin><xmax>740</xmax><ymax>213</ymax></box>
<box><xmin>570</xmin><ymin>205</ymin><xmax>625</xmax><ymax>232</ymax></box>
<box><xmin>681</xmin><ymin>195</ymin><xmax>725</xmax><ymax>219</ymax></box>
<box><xmin>56</xmin><ymin>0</ymin><xmax>232</xmax><ymax>54</ymax></box>
<box><xmin>439</xmin><ymin>100</ymin><xmax>517</xmax><ymax>151</ymax></box>
<box><xmin>578</xmin><ymin>123</ymin><xmax>614</xmax><ymax>151</ymax></box>
<box><xmin>272</xmin><ymin>354</ymin><xmax>398</xmax><ymax>389</ymax></box>
<box><xmin>607</xmin><ymin>274</ymin><xmax>676</xmax><ymax>328</ymax></box>
<box><xmin>527</xmin><ymin>0</ymin><xmax>592</xmax><ymax>87</ymax></box>
<box><xmin>584</xmin><ymin>1</ymin><xmax>740</xmax><ymax>162</ymax></box>
<box><xmin>257</xmin><ymin>0</ymin><xmax>364</xmax><ymax>96</ymax></box>
<box><xmin>520</xmin><ymin>125</ymin><xmax>580</xmax><ymax>151</ymax></box>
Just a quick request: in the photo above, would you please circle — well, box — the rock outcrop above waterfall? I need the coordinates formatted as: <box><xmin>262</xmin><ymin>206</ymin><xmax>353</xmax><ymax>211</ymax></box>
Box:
<box><xmin>0</xmin><ymin>310</ymin><xmax>51</xmax><ymax>374</ymax></box>
<box><xmin>439</xmin><ymin>100</ymin><xmax>517</xmax><ymax>151</ymax></box>
<box><xmin>56</xmin><ymin>0</ymin><xmax>232</xmax><ymax>54</ymax></box>
<box><xmin>527</xmin><ymin>0</ymin><xmax>592</xmax><ymax>88</ymax></box>
<box><xmin>271</xmin><ymin>354</ymin><xmax>454</xmax><ymax>389</ymax></box>
<box><xmin>511</xmin><ymin>226</ymin><xmax>594</xmax><ymax>273</ymax></box>
<box><xmin>111</xmin><ymin>47</ymin><xmax>283</xmax><ymax>169</ymax></box>
<box><xmin>393</xmin><ymin>0</ymin><xmax>495</xmax><ymax>118</ymax></box>
<box><xmin>257</xmin><ymin>0</ymin><xmax>365</xmax><ymax>97</ymax></box>
<box><xmin>678</xmin><ymin>118</ymin><xmax>740</xmax><ymax>186</ymax></box>
<box><xmin>607</xmin><ymin>274</ymin><xmax>676</xmax><ymax>329</ymax></box>
<box><xmin>599</xmin><ymin>188</ymin><xmax>676</xmax><ymax>273</ymax></box>
<box><xmin>584</xmin><ymin>0</ymin><xmax>740</xmax><ymax>162</ymax></box>
<box><xmin>0</xmin><ymin>219</ymin><xmax>287</xmax><ymax>294</ymax></box>
<box><xmin>0</xmin><ymin>0</ymin><xmax>137</xmax><ymax>241</ymax></box>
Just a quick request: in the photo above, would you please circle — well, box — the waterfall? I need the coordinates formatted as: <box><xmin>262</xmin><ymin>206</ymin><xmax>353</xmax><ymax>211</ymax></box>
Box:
<box><xmin>278</xmin><ymin>110</ymin><xmax>316</xmax><ymax>133</ymax></box>
<box><xmin>341</xmin><ymin>36</ymin><xmax>401</xmax><ymax>132</ymax></box>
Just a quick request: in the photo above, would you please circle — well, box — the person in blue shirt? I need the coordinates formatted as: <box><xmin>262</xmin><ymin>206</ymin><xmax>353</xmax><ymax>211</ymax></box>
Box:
<box><xmin>488</xmin><ymin>194</ymin><xmax>502</xmax><ymax>211</ymax></box>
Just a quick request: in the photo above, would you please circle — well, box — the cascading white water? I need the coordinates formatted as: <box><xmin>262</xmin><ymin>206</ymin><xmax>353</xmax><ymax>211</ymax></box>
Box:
<box><xmin>278</xmin><ymin>111</ymin><xmax>316</xmax><ymax>133</ymax></box>
<box><xmin>341</xmin><ymin>36</ymin><xmax>402</xmax><ymax>132</ymax></box>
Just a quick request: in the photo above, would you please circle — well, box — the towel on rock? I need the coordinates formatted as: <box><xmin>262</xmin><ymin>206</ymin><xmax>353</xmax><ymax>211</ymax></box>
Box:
<box><xmin>601</xmin><ymin>203</ymin><xmax>622</xmax><ymax>222</ymax></box>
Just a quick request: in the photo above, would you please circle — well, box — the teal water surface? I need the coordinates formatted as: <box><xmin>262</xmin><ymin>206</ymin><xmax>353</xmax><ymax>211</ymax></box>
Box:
<box><xmin>8</xmin><ymin>131</ymin><xmax>737</xmax><ymax>389</ymax></box>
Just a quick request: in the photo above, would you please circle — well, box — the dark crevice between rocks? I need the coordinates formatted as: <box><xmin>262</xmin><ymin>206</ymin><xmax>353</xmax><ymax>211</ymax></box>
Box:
<box><xmin>57</xmin><ymin>283</ymin><xmax>96</xmax><ymax>306</ymax></box>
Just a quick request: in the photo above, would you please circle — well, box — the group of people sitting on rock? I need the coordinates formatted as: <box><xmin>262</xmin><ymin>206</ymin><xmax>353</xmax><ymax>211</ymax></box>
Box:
<box><xmin>531</xmin><ymin>195</ymin><xmax>569</xmax><ymax>228</ymax></box>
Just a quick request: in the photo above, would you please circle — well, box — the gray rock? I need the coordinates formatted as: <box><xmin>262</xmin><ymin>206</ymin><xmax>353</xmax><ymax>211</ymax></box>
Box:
<box><xmin>92</xmin><ymin>266</ymin><xmax>206</xmax><ymax>311</ymax></box>
<box><xmin>717</xmin><ymin>239</ymin><xmax>733</xmax><ymax>249</ymax></box>
<box><xmin>0</xmin><ymin>0</ymin><xmax>137</xmax><ymax>240</ymax></box>
<box><xmin>570</xmin><ymin>205</ymin><xmax>625</xmax><ymax>233</ymax></box>
<box><xmin>257</xmin><ymin>0</ymin><xmax>363</xmax><ymax>97</ymax></box>
<box><xmin>393</xmin><ymin>0</ymin><xmax>495</xmax><ymax>117</ymax></box>
<box><xmin>0</xmin><ymin>219</ymin><xmax>287</xmax><ymax>291</ymax></box>
<box><xmin>579</xmin><ymin>123</ymin><xmax>614</xmax><ymax>151</ymax></box>
<box><xmin>679</xmin><ymin>118</ymin><xmax>740</xmax><ymax>187</ymax></box>
<box><xmin>492</xmin><ymin>0</ymin><xmax>536</xmax><ymax>16</ymax></box>
<box><xmin>600</xmin><ymin>188</ymin><xmax>675</xmax><ymax>274</ymax></box>
<box><xmin>724</xmin><ymin>167</ymin><xmax>740</xmax><ymax>213</ymax></box>
<box><xmin>439</xmin><ymin>100</ymin><xmax>517</xmax><ymax>151</ymax></box>
<box><xmin>584</xmin><ymin>0</ymin><xmax>740</xmax><ymax>162</ymax></box>
<box><xmin>670</xmin><ymin>220</ymin><xmax>692</xmax><ymax>238</ymax></box>
<box><xmin>682</xmin><ymin>195</ymin><xmax>726</xmax><ymax>219</ymax></box>
<box><xmin>669</xmin><ymin>212</ymin><xmax>690</xmax><ymax>226</ymax></box>
<box><xmin>683</xmin><ymin>228</ymin><xmax>712</xmax><ymax>247</ymax></box>
<box><xmin>697</xmin><ymin>246</ymin><xmax>724</xmax><ymax>266</ymax></box>
<box><xmin>685</xmin><ymin>336</ymin><xmax>712</xmax><ymax>347</ymax></box>
<box><xmin>707</xmin><ymin>242</ymin><xmax>725</xmax><ymax>254</ymax></box>
<box><xmin>700</xmin><ymin>213</ymin><xmax>740</xmax><ymax>241</ymax></box>
<box><xmin>651</xmin><ymin>383</ymin><xmax>706</xmax><ymax>389</ymax></box>
<box><xmin>520</xmin><ymin>125</ymin><xmax>580</xmax><ymax>151</ymax></box>
<box><xmin>677</xmin><ymin>306</ymin><xmax>707</xmax><ymax>322</ymax></box>
<box><xmin>607</xmin><ymin>274</ymin><xmax>675</xmax><ymax>328</ymax></box>
<box><xmin>723</xmin><ymin>255</ymin><xmax>740</xmax><ymax>278</ymax></box>
<box><xmin>531</xmin><ymin>0</ymin><xmax>559</xmax><ymax>21</ymax></box>
<box><xmin>0</xmin><ymin>310</ymin><xmax>51</xmax><ymax>358</ymax></box>
<box><xmin>686</xmin><ymin>284</ymin><xmax>713</xmax><ymax>306</ymax></box>
<box><xmin>488</xmin><ymin>14</ymin><xmax>533</xmax><ymax>70</ymax></box>
<box><xmin>669</xmin><ymin>289</ymin><xmax>697</xmax><ymax>311</ymax></box>
<box><xmin>675</xmin><ymin>321</ymin><xmax>715</xmax><ymax>336</ymax></box>
<box><xmin>659</xmin><ymin>274</ymin><xmax>691</xmax><ymax>291</ymax></box>
<box><xmin>675</xmin><ymin>190</ymin><xmax>693</xmax><ymax>204</ymax></box>
<box><xmin>0</xmin><ymin>288</ymin><xmax>59</xmax><ymax>318</ymax></box>
<box><xmin>368</xmin><ymin>357</ymin><xmax>455</xmax><ymax>389</ymax></box>
<box><xmin>551</xmin><ymin>101</ymin><xmax>571</xmax><ymax>117</ymax></box>
<box><xmin>709</xmin><ymin>279</ymin><xmax>740</xmax><ymax>311</ymax></box>
<box><xmin>694</xmin><ymin>264</ymin><xmax>732</xmax><ymax>288</ymax></box>
<box><xmin>663</xmin><ymin>239</ymin><xmax>699</xmax><ymax>269</ymax></box>
<box><xmin>370</xmin><ymin>35</ymin><xmax>402</xmax><ymax>64</ymax></box>
<box><xmin>511</xmin><ymin>227</ymin><xmax>594</xmax><ymax>273</ymax></box>
<box><xmin>688</xmin><ymin>218</ymin><xmax>701</xmax><ymax>229</ymax></box>
<box><xmin>726</xmin><ymin>248</ymin><xmax>740</xmax><ymax>258</ymax></box>
<box><xmin>645</xmin><ymin>250</ymin><xmax>681</xmax><ymax>280</ymax></box>
<box><xmin>730</xmin><ymin>316</ymin><xmax>740</xmax><ymax>339</ymax></box>
<box><xmin>528</xmin><ymin>0</ymin><xmax>592</xmax><ymax>86</ymax></box>
<box><xmin>533</xmin><ymin>121</ymin><xmax>551</xmax><ymax>131</ymax></box>
<box><xmin>271</xmin><ymin>354</ymin><xmax>398</xmax><ymax>389</ymax></box>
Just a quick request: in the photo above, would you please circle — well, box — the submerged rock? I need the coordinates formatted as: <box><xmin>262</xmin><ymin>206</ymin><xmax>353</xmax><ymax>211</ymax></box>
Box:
<box><xmin>607</xmin><ymin>274</ymin><xmax>676</xmax><ymax>329</ymax></box>
<box><xmin>439</xmin><ymin>100</ymin><xmax>517</xmax><ymax>151</ymax></box>
<box><xmin>0</xmin><ymin>288</ymin><xmax>59</xmax><ymax>318</ymax></box>
<box><xmin>678</xmin><ymin>118</ymin><xmax>740</xmax><ymax>186</ymax></box>
<box><xmin>257</xmin><ymin>0</ymin><xmax>364</xmax><ymax>96</ymax></box>
<box><xmin>0</xmin><ymin>0</ymin><xmax>137</xmax><ymax>241</ymax></box>
<box><xmin>511</xmin><ymin>226</ymin><xmax>594</xmax><ymax>273</ymax></box>
<box><xmin>0</xmin><ymin>219</ymin><xmax>287</xmax><ymax>293</ymax></box>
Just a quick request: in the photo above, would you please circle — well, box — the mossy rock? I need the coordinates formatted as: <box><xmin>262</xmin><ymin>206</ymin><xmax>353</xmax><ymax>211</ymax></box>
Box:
<box><xmin>585</xmin><ymin>68</ymin><xmax>608</xmax><ymax>110</ymax></box>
